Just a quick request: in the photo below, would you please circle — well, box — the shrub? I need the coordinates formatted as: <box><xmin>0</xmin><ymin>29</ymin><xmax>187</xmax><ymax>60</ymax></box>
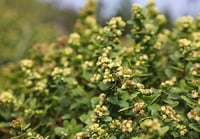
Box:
<box><xmin>0</xmin><ymin>0</ymin><xmax>200</xmax><ymax>138</ymax></box>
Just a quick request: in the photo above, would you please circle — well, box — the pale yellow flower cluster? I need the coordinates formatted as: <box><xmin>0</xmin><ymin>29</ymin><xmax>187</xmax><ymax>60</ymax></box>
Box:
<box><xmin>117</xmin><ymin>67</ymin><xmax>132</xmax><ymax>78</ymax></box>
<box><xmin>0</xmin><ymin>91</ymin><xmax>16</xmax><ymax>104</ymax></box>
<box><xmin>99</xmin><ymin>93</ymin><xmax>106</xmax><ymax>104</ymax></box>
<box><xmin>20</xmin><ymin>59</ymin><xmax>34</xmax><ymax>76</ymax></box>
<box><xmin>94</xmin><ymin>104</ymin><xmax>110</xmax><ymax>117</ymax></box>
<box><xmin>176</xmin><ymin>16</ymin><xmax>194</xmax><ymax>30</ymax></box>
<box><xmin>121</xmin><ymin>80</ymin><xmax>152</xmax><ymax>95</ymax></box>
<box><xmin>161</xmin><ymin>106</ymin><xmax>179</xmax><ymax>121</ymax></box>
<box><xmin>82</xmin><ymin>61</ymin><xmax>93</xmax><ymax>69</ymax></box>
<box><xmin>161</xmin><ymin>77</ymin><xmax>176</xmax><ymax>88</ymax></box>
<box><xmin>96</xmin><ymin>17</ymin><xmax>125</xmax><ymax>44</ymax></box>
<box><xmin>51</xmin><ymin>67</ymin><xmax>71</xmax><ymax>81</ymax></box>
<box><xmin>139</xmin><ymin>88</ymin><xmax>153</xmax><ymax>95</ymax></box>
<box><xmin>20</xmin><ymin>59</ymin><xmax>34</xmax><ymax>69</ymax></box>
<box><xmin>95</xmin><ymin>46</ymin><xmax>129</xmax><ymax>83</ymax></box>
<box><xmin>34</xmin><ymin>79</ymin><xmax>48</xmax><ymax>94</ymax></box>
<box><xmin>35</xmin><ymin>134</ymin><xmax>45</xmax><ymax>139</ymax></box>
<box><xmin>176</xmin><ymin>125</ymin><xmax>187</xmax><ymax>136</ymax></box>
<box><xmin>107</xmin><ymin>17</ymin><xmax>126</xmax><ymax>29</ymax></box>
<box><xmin>190</xmin><ymin>63</ymin><xmax>200</xmax><ymax>76</ymax></box>
<box><xmin>191</xmin><ymin>90</ymin><xmax>199</xmax><ymax>99</ymax></box>
<box><xmin>132</xmin><ymin>4</ymin><xmax>143</xmax><ymax>19</ymax></box>
<box><xmin>192</xmin><ymin>32</ymin><xmax>200</xmax><ymax>43</ymax></box>
<box><xmin>156</xmin><ymin>14</ymin><xmax>166</xmax><ymax>25</ymax></box>
<box><xmin>133</xmin><ymin>102</ymin><xmax>145</xmax><ymax>115</ymax></box>
<box><xmin>153</xmin><ymin>33</ymin><xmax>168</xmax><ymax>49</ymax></box>
<box><xmin>135</xmin><ymin>55</ymin><xmax>148</xmax><ymax>66</ymax></box>
<box><xmin>68</xmin><ymin>33</ymin><xmax>80</xmax><ymax>46</ymax></box>
<box><xmin>84</xmin><ymin>16</ymin><xmax>98</xmax><ymax>36</ymax></box>
<box><xmin>187</xmin><ymin>109</ymin><xmax>200</xmax><ymax>121</ymax></box>
<box><xmin>109</xmin><ymin>119</ymin><xmax>121</xmax><ymax>129</ymax></box>
<box><xmin>142</xmin><ymin>119</ymin><xmax>161</xmax><ymax>133</ymax></box>
<box><xmin>120</xmin><ymin>120</ymin><xmax>133</xmax><ymax>132</ymax></box>
<box><xmin>90</xmin><ymin>74</ymin><xmax>101</xmax><ymax>82</ymax></box>
<box><xmin>75</xmin><ymin>132</ymin><xmax>88</xmax><ymax>139</ymax></box>
<box><xmin>178</xmin><ymin>38</ymin><xmax>191</xmax><ymax>54</ymax></box>
<box><xmin>121</xmin><ymin>80</ymin><xmax>144</xmax><ymax>90</ymax></box>
<box><xmin>89</xmin><ymin>123</ymin><xmax>108</xmax><ymax>139</ymax></box>
<box><xmin>64</xmin><ymin>47</ymin><xmax>73</xmax><ymax>56</ymax></box>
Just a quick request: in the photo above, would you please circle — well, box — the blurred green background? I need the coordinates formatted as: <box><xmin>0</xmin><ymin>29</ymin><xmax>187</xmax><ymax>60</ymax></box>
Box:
<box><xmin>0</xmin><ymin>0</ymin><xmax>78</xmax><ymax>65</ymax></box>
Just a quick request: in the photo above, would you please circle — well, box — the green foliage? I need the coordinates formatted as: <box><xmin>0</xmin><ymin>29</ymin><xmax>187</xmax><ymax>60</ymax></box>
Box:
<box><xmin>0</xmin><ymin>0</ymin><xmax>200</xmax><ymax>138</ymax></box>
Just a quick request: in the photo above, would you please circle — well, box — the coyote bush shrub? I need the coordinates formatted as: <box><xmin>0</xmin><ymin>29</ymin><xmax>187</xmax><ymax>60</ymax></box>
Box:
<box><xmin>0</xmin><ymin>0</ymin><xmax>200</xmax><ymax>138</ymax></box>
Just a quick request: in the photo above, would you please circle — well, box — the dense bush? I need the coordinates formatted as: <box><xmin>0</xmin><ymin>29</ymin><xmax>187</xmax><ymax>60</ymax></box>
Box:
<box><xmin>0</xmin><ymin>0</ymin><xmax>200</xmax><ymax>138</ymax></box>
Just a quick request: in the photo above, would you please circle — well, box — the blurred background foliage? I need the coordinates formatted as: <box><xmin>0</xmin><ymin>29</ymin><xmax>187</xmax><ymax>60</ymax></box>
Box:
<box><xmin>0</xmin><ymin>0</ymin><xmax>78</xmax><ymax>65</ymax></box>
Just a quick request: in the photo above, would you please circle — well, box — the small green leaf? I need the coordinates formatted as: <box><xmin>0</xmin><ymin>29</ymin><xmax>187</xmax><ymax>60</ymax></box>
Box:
<box><xmin>163</xmin><ymin>98</ymin><xmax>179</xmax><ymax>107</ymax></box>
<box><xmin>165</xmin><ymin>68</ymin><xmax>173</xmax><ymax>77</ymax></box>
<box><xmin>55</xmin><ymin>127</ymin><xmax>65</xmax><ymax>136</ymax></box>
<box><xmin>82</xmin><ymin>71</ymin><xmax>91</xmax><ymax>81</ymax></box>
<box><xmin>11</xmin><ymin>135</ymin><xmax>23</xmax><ymax>139</ymax></box>
<box><xmin>189</xmin><ymin>123</ymin><xmax>200</xmax><ymax>132</ymax></box>
<box><xmin>121</xmin><ymin>91</ymin><xmax>130</xmax><ymax>101</ymax></box>
<box><xmin>118</xmin><ymin>105</ymin><xmax>134</xmax><ymax>112</ymax></box>
<box><xmin>70</xmin><ymin>103</ymin><xmax>77</xmax><ymax>110</ymax></box>
<box><xmin>170</xmin><ymin>65</ymin><xmax>184</xmax><ymax>72</ymax></box>
<box><xmin>23</xmin><ymin>123</ymin><xmax>31</xmax><ymax>131</ymax></box>
<box><xmin>149</xmin><ymin>94</ymin><xmax>161</xmax><ymax>105</ymax></box>
<box><xmin>79</xmin><ymin>114</ymin><xmax>91</xmax><ymax>124</ymax></box>
<box><xmin>130</xmin><ymin>93</ymin><xmax>139</xmax><ymax>99</ymax></box>
<box><xmin>169</xmin><ymin>54</ymin><xmax>179</xmax><ymax>62</ymax></box>
<box><xmin>118</xmin><ymin>100</ymin><xmax>129</xmax><ymax>108</ymax></box>
<box><xmin>108</xmin><ymin>96</ymin><xmax>118</xmax><ymax>105</ymax></box>
<box><xmin>110</xmin><ymin>135</ymin><xmax>117</xmax><ymax>139</ymax></box>
<box><xmin>181</xmin><ymin>95</ymin><xmax>196</xmax><ymax>108</ymax></box>
<box><xmin>103</xmin><ymin>116</ymin><xmax>112</xmax><ymax>122</ymax></box>
<box><xmin>168</xmin><ymin>87</ymin><xmax>182</xmax><ymax>95</ymax></box>
<box><xmin>159</xmin><ymin>126</ymin><xmax>169</xmax><ymax>136</ymax></box>
<box><xmin>148</xmin><ymin>104</ymin><xmax>160</xmax><ymax>117</ymax></box>
<box><xmin>98</xmin><ymin>82</ymin><xmax>111</xmax><ymax>91</ymax></box>
<box><xmin>91</xmin><ymin>97</ymin><xmax>99</xmax><ymax>108</ymax></box>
